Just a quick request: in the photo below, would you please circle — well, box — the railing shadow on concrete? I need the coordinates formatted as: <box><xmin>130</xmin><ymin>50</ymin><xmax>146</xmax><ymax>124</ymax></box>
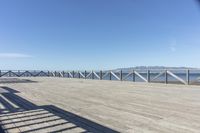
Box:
<box><xmin>0</xmin><ymin>86</ymin><xmax>119</xmax><ymax>133</ymax></box>
<box><xmin>0</xmin><ymin>78</ymin><xmax>37</xmax><ymax>84</ymax></box>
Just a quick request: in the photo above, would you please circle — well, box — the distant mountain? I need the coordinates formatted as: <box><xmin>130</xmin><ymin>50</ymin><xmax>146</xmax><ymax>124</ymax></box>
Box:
<box><xmin>113</xmin><ymin>66</ymin><xmax>198</xmax><ymax>72</ymax></box>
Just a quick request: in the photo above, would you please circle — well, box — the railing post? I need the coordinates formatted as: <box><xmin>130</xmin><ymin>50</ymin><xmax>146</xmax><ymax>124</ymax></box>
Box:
<box><xmin>47</xmin><ymin>71</ymin><xmax>50</xmax><ymax>77</ymax></box>
<box><xmin>133</xmin><ymin>70</ymin><xmax>135</xmax><ymax>82</ymax></box>
<box><xmin>84</xmin><ymin>70</ymin><xmax>87</xmax><ymax>79</ymax></box>
<box><xmin>110</xmin><ymin>71</ymin><xmax>112</xmax><ymax>80</ymax></box>
<box><xmin>92</xmin><ymin>71</ymin><xmax>94</xmax><ymax>79</ymax></box>
<box><xmin>72</xmin><ymin>71</ymin><xmax>75</xmax><ymax>78</ymax></box>
<box><xmin>58</xmin><ymin>71</ymin><xmax>61</xmax><ymax>77</ymax></box>
<box><xmin>120</xmin><ymin>70</ymin><xmax>123</xmax><ymax>81</ymax></box>
<box><xmin>78</xmin><ymin>71</ymin><xmax>80</xmax><ymax>79</ymax></box>
<box><xmin>54</xmin><ymin>71</ymin><xmax>56</xmax><ymax>77</ymax></box>
<box><xmin>62</xmin><ymin>71</ymin><xmax>65</xmax><ymax>77</ymax></box>
<box><xmin>147</xmin><ymin>70</ymin><xmax>150</xmax><ymax>83</ymax></box>
<box><xmin>57</xmin><ymin>71</ymin><xmax>59</xmax><ymax>77</ymax></box>
<box><xmin>17</xmin><ymin>70</ymin><xmax>20</xmax><ymax>77</ymax></box>
<box><xmin>9</xmin><ymin>70</ymin><xmax>11</xmax><ymax>77</ymax></box>
<box><xmin>186</xmin><ymin>69</ymin><xmax>190</xmax><ymax>85</ymax></box>
<box><xmin>100</xmin><ymin>70</ymin><xmax>103</xmax><ymax>80</ymax></box>
<box><xmin>165</xmin><ymin>70</ymin><xmax>168</xmax><ymax>84</ymax></box>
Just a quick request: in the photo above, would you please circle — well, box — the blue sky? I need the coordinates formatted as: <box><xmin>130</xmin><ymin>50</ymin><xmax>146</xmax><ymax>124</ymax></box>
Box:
<box><xmin>0</xmin><ymin>0</ymin><xmax>200</xmax><ymax>70</ymax></box>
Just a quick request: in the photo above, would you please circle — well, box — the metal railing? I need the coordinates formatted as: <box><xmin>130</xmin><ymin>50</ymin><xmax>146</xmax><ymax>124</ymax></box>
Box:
<box><xmin>1</xmin><ymin>69</ymin><xmax>200</xmax><ymax>85</ymax></box>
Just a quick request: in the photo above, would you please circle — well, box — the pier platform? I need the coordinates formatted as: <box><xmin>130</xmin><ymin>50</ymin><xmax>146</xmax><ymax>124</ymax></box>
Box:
<box><xmin>0</xmin><ymin>77</ymin><xmax>200</xmax><ymax>133</ymax></box>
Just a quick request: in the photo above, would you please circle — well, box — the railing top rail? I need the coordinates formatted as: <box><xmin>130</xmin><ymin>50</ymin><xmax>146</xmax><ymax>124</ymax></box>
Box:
<box><xmin>0</xmin><ymin>70</ymin><xmax>50</xmax><ymax>71</ymax></box>
<box><xmin>1</xmin><ymin>69</ymin><xmax>200</xmax><ymax>72</ymax></box>
<box><xmin>113</xmin><ymin>69</ymin><xmax>200</xmax><ymax>71</ymax></box>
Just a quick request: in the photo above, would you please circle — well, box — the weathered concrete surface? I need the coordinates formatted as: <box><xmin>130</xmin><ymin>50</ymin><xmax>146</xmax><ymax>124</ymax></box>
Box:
<box><xmin>1</xmin><ymin>77</ymin><xmax>200</xmax><ymax>133</ymax></box>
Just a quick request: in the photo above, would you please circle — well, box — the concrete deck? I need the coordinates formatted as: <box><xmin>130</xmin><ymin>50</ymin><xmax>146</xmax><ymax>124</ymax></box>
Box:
<box><xmin>0</xmin><ymin>77</ymin><xmax>200</xmax><ymax>133</ymax></box>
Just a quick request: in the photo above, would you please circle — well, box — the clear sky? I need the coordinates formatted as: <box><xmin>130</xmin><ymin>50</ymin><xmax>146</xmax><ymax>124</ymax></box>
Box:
<box><xmin>0</xmin><ymin>0</ymin><xmax>200</xmax><ymax>70</ymax></box>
